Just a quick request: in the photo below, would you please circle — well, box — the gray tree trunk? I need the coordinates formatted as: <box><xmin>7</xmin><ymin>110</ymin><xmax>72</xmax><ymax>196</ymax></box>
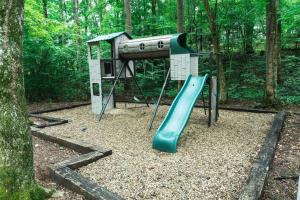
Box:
<box><xmin>74</xmin><ymin>0</ymin><xmax>81</xmax><ymax>63</ymax></box>
<box><xmin>0</xmin><ymin>0</ymin><xmax>35</xmax><ymax>195</ymax></box>
<box><xmin>265</xmin><ymin>0</ymin><xmax>280</xmax><ymax>104</ymax></box>
<box><xmin>202</xmin><ymin>0</ymin><xmax>227</xmax><ymax>102</ymax></box>
<box><xmin>177</xmin><ymin>0</ymin><xmax>184</xmax><ymax>89</ymax></box>
<box><xmin>124</xmin><ymin>0</ymin><xmax>132</xmax><ymax>34</ymax></box>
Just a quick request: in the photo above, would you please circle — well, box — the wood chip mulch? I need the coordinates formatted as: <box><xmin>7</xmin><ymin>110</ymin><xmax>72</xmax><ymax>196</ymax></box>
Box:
<box><xmin>41</xmin><ymin>104</ymin><xmax>275</xmax><ymax>199</ymax></box>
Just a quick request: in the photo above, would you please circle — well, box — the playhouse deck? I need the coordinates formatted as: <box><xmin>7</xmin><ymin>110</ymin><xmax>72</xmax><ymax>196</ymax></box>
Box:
<box><xmin>41</xmin><ymin>104</ymin><xmax>274</xmax><ymax>199</ymax></box>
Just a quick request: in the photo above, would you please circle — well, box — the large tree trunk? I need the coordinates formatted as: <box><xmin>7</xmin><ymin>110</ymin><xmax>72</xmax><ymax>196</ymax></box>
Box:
<box><xmin>124</xmin><ymin>0</ymin><xmax>132</xmax><ymax>34</ymax></box>
<box><xmin>74</xmin><ymin>0</ymin><xmax>81</xmax><ymax>64</ymax></box>
<box><xmin>202</xmin><ymin>0</ymin><xmax>227</xmax><ymax>102</ymax></box>
<box><xmin>177</xmin><ymin>0</ymin><xmax>184</xmax><ymax>89</ymax></box>
<box><xmin>0</xmin><ymin>0</ymin><xmax>35</xmax><ymax>196</ymax></box>
<box><xmin>265</xmin><ymin>0</ymin><xmax>280</xmax><ymax>104</ymax></box>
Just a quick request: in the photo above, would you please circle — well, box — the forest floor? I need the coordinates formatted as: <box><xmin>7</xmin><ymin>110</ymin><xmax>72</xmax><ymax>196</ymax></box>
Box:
<box><xmin>262</xmin><ymin>113</ymin><xmax>300</xmax><ymax>200</ymax></box>
<box><xmin>28</xmin><ymin>101</ymin><xmax>299</xmax><ymax>199</ymax></box>
<box><xmin>32</xmin><ymin>136</ymin><xmax>84</xmax><ymax>200</ymax></box>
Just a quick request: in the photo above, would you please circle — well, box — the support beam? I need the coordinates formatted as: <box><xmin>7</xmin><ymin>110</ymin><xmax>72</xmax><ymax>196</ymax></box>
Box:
<box><xmin>99</xmin><ymin>61</ymin><xmax>128</xmax><ymax>121</ymax></box>
<box><xmin>147</xmin><ymin>67</ymin><xmax>171</xmax><ymax>132</ymax></box>
<box><xmin>209</xmin><ymin>76</ymin><xmax>218</xmax><ymax>127</ymax></box>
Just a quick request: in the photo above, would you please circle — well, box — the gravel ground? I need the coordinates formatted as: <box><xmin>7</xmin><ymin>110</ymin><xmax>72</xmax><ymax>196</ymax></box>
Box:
<box><xmin>42</xmin><ymin>103</ymin><xmax>274</xmax><ymax>199</ymax></box>
<box><xmin>33</xmin><ymin>136</ymin><xmax>84</xmax><ymax>200</ymax></box>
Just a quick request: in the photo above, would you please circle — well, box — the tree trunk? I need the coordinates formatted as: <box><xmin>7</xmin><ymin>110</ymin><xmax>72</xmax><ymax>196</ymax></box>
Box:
<box><xmin>59</xmin><ymin>0</ymin><xmax>65</xmax><ymax>44</ymax></box>
<box><xmin>42</xmin><ymin>0</ymin><xmax>48</xmax><ymax>18</ymax></box>
<box><xmin>123</xmin><ymin>0</ymin><xmax>132</xmax><ymax>91</ymax></box>
<box><xmin>265</xmin><ymin>0</ymin><xmax>280</xmax><ymax>104</ymax></box>
<box><xmin>124</xmin><ymin>0</ymin><xmax>132</xmax><ymax>34</ymax></box>
<box><xmin>151</xmin><ymin>0</ymin><xmax>157</xmax><ymax>15</ymax></box>
<box><xmin>177</xmin><ymin>0</ymin><xmax>184</xmax><ymax>90</ymax></box>
<box><xmin>277</xmin><ymin>5</ymin><xmax>282</xmax><ymax>84</ymax></box>
<box><xmin>244</xmin><ymin>21</ymin><xmax>255</xmax><ymax>54</ymax></box>
<box><xmin>202</xmin><ymin>0</ymin><xmax>227</xmax><ymax>102</ymax></box>
<box><xmin>74</xmin><ymin>0</ymin><xmax>81</xmax><ymax>64</ymax></box>
<box><xmin>0</xmin><ymin>0</ymin><xmax>35</xmax><ymax>196</ymax></box>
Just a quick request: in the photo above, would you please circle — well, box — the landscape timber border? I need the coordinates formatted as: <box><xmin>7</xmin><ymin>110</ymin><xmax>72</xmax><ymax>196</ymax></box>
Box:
<box><xmin>29</xmin><ymin>114</ymin><xmax>68</xmax><ymax>128</ymax></box>
<box><xmin>31</xmin><ymin>127</ymin><xmax>123</xmax><ymax>200</ymax></box>
<box><xmin>30</xmin><ymin>110</ymin><xmax>124</xmax><ymax>200</ymax></box>
<box><xmin>29</xmin><ymin>102</ymin><xmax>290</xmax><ymax>199</ymax></box>
<box><xmin>239</xmin><ymin>111</ymin><xmax>286</xmax><ymax>200</ymax></box>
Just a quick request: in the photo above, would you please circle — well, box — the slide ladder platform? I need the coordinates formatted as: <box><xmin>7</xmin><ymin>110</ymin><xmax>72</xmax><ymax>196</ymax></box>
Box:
<box><xmin>152</xmin><ymin>74</ymin><xmax>208</xmax><ymax>153</ymax></box>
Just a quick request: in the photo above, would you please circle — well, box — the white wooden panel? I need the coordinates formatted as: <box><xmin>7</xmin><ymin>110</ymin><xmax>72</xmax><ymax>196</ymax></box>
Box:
<box><xmin>190</xmin><ymin>56</ymin><xmax>198</xmax><ymax>76</ymax></box>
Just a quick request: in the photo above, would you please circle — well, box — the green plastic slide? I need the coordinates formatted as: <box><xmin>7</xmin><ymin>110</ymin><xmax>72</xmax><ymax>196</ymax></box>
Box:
<box><xmin>152</xmin><ymin>74</ymin><xmax>208</xmax><ymax>153</ymax></box>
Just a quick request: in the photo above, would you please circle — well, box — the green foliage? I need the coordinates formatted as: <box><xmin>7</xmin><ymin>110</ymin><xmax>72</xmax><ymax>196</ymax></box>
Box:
<box><xmin>23</xmin><ymin>0</ymin><xmax>300</xmax><ymax>104</ymax></box>
<box><xmin>0</xmin><ymin>166</ymin><xmax>52</xmax><ymax>200</ymax></box>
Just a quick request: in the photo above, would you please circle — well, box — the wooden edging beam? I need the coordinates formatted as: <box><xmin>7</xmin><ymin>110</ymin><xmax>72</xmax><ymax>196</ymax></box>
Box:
<box><xmin>29</xmin><ymin>114</ymin><xmax>68</xmax><ymax>128</ymax></box>
<box><xmin>239</xmin><ymin>111</ymin><xmax>286</xmax><ymax>200</ymax></box>
<box><xmin>29</xmin><ymin>102</ymin><xmax>91</xmax><ymax>114</ymax></box>
<box><xmin>117</xmin><ymin>100</ymin><xmax>278</xmax><ymax>114</ymax></box>
<box><xmin>31</xmin><ymin>127</ymin><xmax>122</xmax><ymax>200</ymax></box>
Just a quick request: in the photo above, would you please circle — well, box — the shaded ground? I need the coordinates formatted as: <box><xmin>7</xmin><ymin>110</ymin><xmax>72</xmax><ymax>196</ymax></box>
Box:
<box><xmin>32</xmin><ymin>136</ymin><xmax>83</xmax><ymax>200</ymax></box>
<box><xmin>262</xmin><ymin>114</ymin><xmax>300</xmax><ymax>200</ymax></box>
<box><xmin>42</xmin><ymin>104</ymin><xmax>274</xmax><ymax>199</ymax></box>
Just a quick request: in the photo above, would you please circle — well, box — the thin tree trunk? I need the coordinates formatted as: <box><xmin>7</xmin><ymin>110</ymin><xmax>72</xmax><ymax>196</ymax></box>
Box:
<box><xmin>265</xmin><ymin>0</ymin><xmax>280</xmax><ymax>104</ymax></box>
<box><xmin>202</xmin><ymin>0</ymin><xmax>227</xmax><ymax>102</ymax></box>
<box><xmin>124</xmin><ymin>0</ymin><xmax>132</xmax><ymax>34</ymax></box>
<box><xmin>123</xmin><ymin>0</ymin><xmax>132</xmax><ymax>91</ymax></box>
<box><xmin>244</xmin><ymin>21</ymin><xmax>254</xmax><ymax>54</ymax></box>
<box><xmin>59</xmin><ymin>0</ymin><xmax>65</xmax><ymax>44</ymax></box>
<box><xmin>74</xmin><ymin>0</ymin><xmax>81</xmax><ymax>64</ymax></box>
<box><xmin>244</xmin><ymin>0</ymin><xmax>254</xmax><ymax>54</ymax></box>
<box><xmin>42</xmin><ymin>0</ymin><xmax>48</xmax><ymax>18</ymax></box>
<box><xmin>151</xmin><ymin>0</ymin><xmax>157</xmax><ymax>15</ymax></box>
<box><xmin>0</xmin><ymin>0</ymin><xmax>35</xmax><ymax>196</ymax></box>
<box><xmin>177</xmin><ymin>0</ymin><xmax>184</xmax><ymax>89</ymax></box>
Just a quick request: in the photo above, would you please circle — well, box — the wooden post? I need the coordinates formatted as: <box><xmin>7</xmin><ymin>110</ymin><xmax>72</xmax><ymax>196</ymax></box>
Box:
<box><xmin>209</xmin><ymin>76</ymin><xmax>217</xmax><ymax>126</ymax></box>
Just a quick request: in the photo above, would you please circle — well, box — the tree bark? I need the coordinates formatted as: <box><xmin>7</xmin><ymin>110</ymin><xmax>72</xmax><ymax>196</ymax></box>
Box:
<box><xmin>244</xmin><ymin>0</ymin><xmax>254</xmax><ymax>54</ymax></box>
<box><xmin>42</xmin><ymin>0</ymin><xmax>48</xmax><ymax>18</ymax></box>
<box><xmin>177</xmin><ymin>0</ymin><xmax>184</xmax><ymax>33</ymax></box>
<box><xmin>202</xmin><ymin>0</ymin><xmax>227</xmax><ymax>102</ymax></box>
<box><xmin>74</xmin><ymin>0</ymin><xmax>81</xmax><ymax>63</ymax></box>
<box><xmin>151</xmin><ymin>0</ymin><xmax>157</xmax><ymax>15</ymax></box>
<box><xmin>177</xmin><ymin>0</ymin><xmax>184</xmax><ymax>89</ymax></box>
<box><xmin>124</xmin><ymin>0</ymin><xmax>132</xmax><ymax>34</ymax></box>
<box><xmin>244</xmin><ymin>21</ymin><xmax>255</xmax><ymax>54</ymax></box>
<box><xmin>0</xmin><ymin>0</ymin><xmax>35</xmax><ymax>195</ymax></box>
<box><xmin>59</xmin><ymin>0</ymin><xmax>65</xmax><ymax>44</ymax></box>
<box><xmin>265</xmin><ymin>0</ymin><xmax>280</xmax><ymax>104</ymax></box>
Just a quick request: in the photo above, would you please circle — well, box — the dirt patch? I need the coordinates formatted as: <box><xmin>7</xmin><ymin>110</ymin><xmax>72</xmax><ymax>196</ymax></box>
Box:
<box><xmin>262</xmin><ymin>114</ymin><xmax>300</xmax><ymax>200</ymax></box>
<box><xmin>40</xmin><ymin>103</ymin><xmax>274</xmax><ymax>199</ymax></box>
<box><xmin>33</xmin><ymin>136</ymin><xmax>84</xmax><ymax>200</ymax></box>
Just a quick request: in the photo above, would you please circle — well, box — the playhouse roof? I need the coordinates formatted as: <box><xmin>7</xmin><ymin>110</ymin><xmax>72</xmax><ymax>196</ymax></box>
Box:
<box><xmin>87</xmin><ymin>32</ymin><xmax>132</xmax><ymax>43</ymax></box>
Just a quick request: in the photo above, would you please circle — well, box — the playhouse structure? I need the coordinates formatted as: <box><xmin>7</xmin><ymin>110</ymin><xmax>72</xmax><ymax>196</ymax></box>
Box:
<box><xmin>87</xmin><ymin>32</ymin><xmax>218</xmax><ymax>153</ymax></box>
